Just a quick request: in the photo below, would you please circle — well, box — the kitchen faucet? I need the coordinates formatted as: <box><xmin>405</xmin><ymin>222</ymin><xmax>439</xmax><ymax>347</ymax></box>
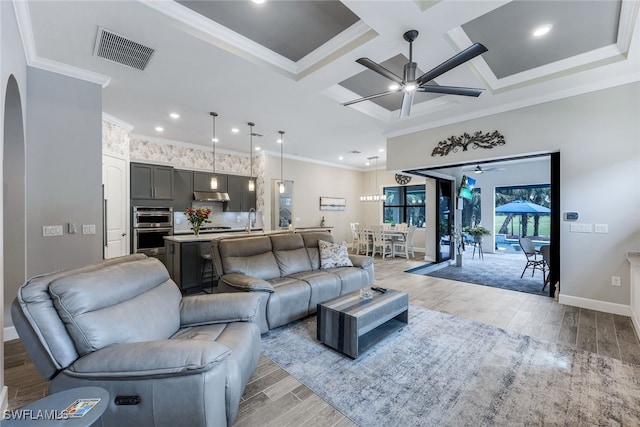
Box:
<box><xmin>246</xmin><ymin>208</ymin><xmax>256</xmax><ymax>233</ymax></box>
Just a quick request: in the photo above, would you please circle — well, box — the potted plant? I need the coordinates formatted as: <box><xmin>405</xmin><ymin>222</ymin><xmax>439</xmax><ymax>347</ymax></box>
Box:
<box><xmin>464</xmin><ymin>225</ymin><xmax>491</xmax><ymax>243</ymax></box>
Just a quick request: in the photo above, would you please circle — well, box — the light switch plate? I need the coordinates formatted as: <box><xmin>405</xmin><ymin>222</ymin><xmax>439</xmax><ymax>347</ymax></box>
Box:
<box><xmin>594</xmin><ymin>224</ymin><xmax>608</xmax><ymax>233</ymax></box>
<box><xmin>82</xmin><ymin>224</ymin><xmax>96</xmax><ymax>235</ymax></box>
<box><xmin>43</xmin><ymin>225</ymin><xmax>63</xmax><ymax>237</ymax></box>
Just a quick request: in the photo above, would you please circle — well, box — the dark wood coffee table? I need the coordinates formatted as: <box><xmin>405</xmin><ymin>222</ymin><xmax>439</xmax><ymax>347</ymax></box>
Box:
<box><xmin>317</xmin><ymin>288</ymin><xmax>408</xmax><ymax>358</ymax></box>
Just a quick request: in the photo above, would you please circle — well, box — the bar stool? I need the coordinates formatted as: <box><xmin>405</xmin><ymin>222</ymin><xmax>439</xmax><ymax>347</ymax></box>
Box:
<box><xmin>200</xmin><ymin>253</ymin><xmax>214</xmax><ymax>293</ymax></box>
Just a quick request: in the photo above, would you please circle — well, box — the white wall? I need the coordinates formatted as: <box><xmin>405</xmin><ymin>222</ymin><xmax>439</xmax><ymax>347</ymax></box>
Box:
<box><xmin>0</xmin><ymin>0</ymin><xmax>29</xmax><ymax>412</ymax></box>
<box><xmin>262</xmin><ymin>154</ymin><xmax>363</xmax><ymax>244</ymax></box>
<box><xmin>388</xmin><ymin>83</ymin><xmax>640</xmax><ymax>311</ymax></box>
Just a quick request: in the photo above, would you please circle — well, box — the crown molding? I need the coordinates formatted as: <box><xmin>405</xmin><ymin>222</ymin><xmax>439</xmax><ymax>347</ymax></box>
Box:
<box><xmin>13</xmin><ymin>0</ymin><xmax>111</xmax><ymax>88</ymax></box>
<box><xmin>102</xmin><ymin>113</ymin><xmax>134</xmax><ymax>132</ymax></box>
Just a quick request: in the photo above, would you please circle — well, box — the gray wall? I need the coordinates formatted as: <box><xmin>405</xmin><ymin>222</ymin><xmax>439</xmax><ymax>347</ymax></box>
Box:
<box><xmin>388</xmin><ymin>82</ymin><xmax>640</xmax><ymax>309</ymax></box>
<box><xmin>25</xmin><ymin>68</ymin><xmax>103</xmax><ymax>279</ymax></box>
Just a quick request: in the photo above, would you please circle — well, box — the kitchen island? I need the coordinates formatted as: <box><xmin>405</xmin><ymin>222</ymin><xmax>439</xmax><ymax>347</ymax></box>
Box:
<box><xmin>164</xmin><ymin>229</ymin><xmax>276</xmax><ymax>293</ymax></box>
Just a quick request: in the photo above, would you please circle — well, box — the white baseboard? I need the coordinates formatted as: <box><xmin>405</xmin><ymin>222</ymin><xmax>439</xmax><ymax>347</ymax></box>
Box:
<box><xmin>0</xmin><ymin>386</ymin><xmax>7</xmax><ymax>416</ymax></box>
<box><xmin>3</xmin><ymin>326</ymin><xmax>18</xmax><ymax>342</ymax></box>
<box><xmin>558</xmin><ymin>294</ymin><xmax>632</xmax><ymax>317</ymax></box>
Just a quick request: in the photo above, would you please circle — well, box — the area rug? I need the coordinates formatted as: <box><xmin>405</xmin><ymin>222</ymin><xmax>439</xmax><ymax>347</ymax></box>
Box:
<box><xmin>406</xmin><ymin>252</ymin><xmax>548</xmax><ymax>296</ymax></box>
<box><xmin>261</xmin><ymin>306</ymin><xmax>640</xmax><ymax>426</ymax></box>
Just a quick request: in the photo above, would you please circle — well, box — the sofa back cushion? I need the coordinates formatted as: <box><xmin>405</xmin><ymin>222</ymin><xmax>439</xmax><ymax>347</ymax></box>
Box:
<box><xmin>49</xmin><ymin>257</ymin><xmax>182</xmax><ymax>355</ymax></box>
<box><xmin>270</xmin><ymin>234</ymin><xmax>313</xmax><ymax>276</ymax></box>
<box><xmin>13</xmin><ymin>254</ymin><xmax>148</xmax><ymax>378</ymax></box>
<box><xmin>218</xmin><ymin>235</ymin><xmax>281</xmax><ymax>280</ymax></box>
<box><xmin>300</xmin><ymin>232</ymin><xmax>336</xmax><ymax>270</ymax></box>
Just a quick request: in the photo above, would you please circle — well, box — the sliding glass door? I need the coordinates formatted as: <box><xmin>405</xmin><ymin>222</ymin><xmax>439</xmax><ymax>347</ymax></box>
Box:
<box><xmin>436</xmin><ymin>178</ymin><xmax>454</xmax><ymax>263</ymax></box>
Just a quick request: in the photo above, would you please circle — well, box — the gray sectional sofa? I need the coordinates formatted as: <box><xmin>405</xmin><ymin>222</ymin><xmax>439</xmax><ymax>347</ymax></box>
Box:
<box><xmin>212</xmin><ymin>231</ymin><xmax>374</xmax><ymax>333</ymax></box>
<box><xmin>11</xmin><ymin>254</ymin><xmax>261</xmax><ymax>427</ymax></box>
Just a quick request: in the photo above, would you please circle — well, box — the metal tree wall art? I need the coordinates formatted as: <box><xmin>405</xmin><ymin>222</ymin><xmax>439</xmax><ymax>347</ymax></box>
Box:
<box><xmin>431</xmin><ymin>130</ymin><xmax>505</xmax><ymax>157</ymax></box>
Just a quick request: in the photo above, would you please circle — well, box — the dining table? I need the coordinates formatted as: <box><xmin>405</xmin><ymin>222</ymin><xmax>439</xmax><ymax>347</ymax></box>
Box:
<box><xmin>359</xmin><ymin>227</ymin><xmax>408</xmax><ymax>258</ymax></box>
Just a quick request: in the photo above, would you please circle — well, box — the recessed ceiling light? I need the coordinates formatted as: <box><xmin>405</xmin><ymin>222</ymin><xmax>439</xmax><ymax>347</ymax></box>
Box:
<box><xmin>389</xmin><ymin>84</ymin><xmax>400</xmax><ymax>91</ymax></box>
<box><xmin>532</xmin><ymin>24</ymin><xmax>552</xmax><ymax>38</ymax></box>
<box><xmin>231</xmin><ymin>127</ymin><xmax>239</xmax><ymax>133</ymax></box>
<box><xmin>338</xmin><ymin>156</ymin><xmax>344</xmax><ymax>160</ymax></box>
<box><xmin>169</xmin><ymin>113</ymin><xmax>180</xmax><ymax>119</ymax></box>
<box><xmin>255</xmin><ymin>147</ymin><xmax>261</xmax><ymax>151</ymax></box>
<box><xmin>212</xmin><ymin>138</ymin><xmax>219</xmax><ymax>143</ymax></box>
<box><xmin>252</xmin><ymin>0</ymin><xmax>266</xmax><ymax>4</ymax></box>
<box><xmin>378</xmin><ymin>148</ymin><xmax>384</xmax><ymax>152</ymax></box>
<box><xmin>365</xmin><ymin>162</ymin><xmax>370</xmax><ymax>166</ymax></box>
<box><xmin>155</xmin><ymin>126</ymin><xmax>164</xmax><ymax>132</ymax></box>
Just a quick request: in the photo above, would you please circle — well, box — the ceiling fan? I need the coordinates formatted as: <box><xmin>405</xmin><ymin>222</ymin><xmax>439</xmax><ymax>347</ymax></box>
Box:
<box><xmin>471</xmin><ymin>164</ymin><xmax>505</xmax><ymax>174</ymax></box>
<box><xmin>342</xmin><ymin>30</ymin><xmax>488</xmax><ymax>118</ymax></box>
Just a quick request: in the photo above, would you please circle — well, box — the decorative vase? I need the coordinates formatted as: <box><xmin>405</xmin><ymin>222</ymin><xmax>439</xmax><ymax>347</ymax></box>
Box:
<box><xmin>192</xmin><ymin>223</ymin><xmax>201</xmax><ymax>236</ymax></box>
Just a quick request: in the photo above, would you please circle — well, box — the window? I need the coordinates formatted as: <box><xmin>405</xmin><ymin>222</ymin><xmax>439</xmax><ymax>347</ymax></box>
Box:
<box><xmin>383</xmin><ymin>185</ymin><xmax>425</xmax><ymax>227</ymax></box>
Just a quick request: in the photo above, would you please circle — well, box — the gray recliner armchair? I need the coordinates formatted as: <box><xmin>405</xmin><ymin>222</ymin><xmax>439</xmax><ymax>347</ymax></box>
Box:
<box><xmin>11</xmin><ymin>254</ymin><xmax>261</xmax><ymax>427</ymax></box>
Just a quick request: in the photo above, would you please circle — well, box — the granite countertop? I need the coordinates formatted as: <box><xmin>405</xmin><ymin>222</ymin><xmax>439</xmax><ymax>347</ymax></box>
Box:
<box><xmin>165</xmin><ymin>229</ymin><xmax>284</xmax><ymax>243</ymax></box>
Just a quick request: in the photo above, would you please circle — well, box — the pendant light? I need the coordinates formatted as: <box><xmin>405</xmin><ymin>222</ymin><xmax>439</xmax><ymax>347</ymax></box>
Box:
<box><xmin>209</xmin><ymin>112</ymin><xmax>218</xmax><ymax>190</ymax></box>
<box><xmin>247</xmin><ymin>122</ymin><xmax>256</xmax><ymax>192</ymax></box>
<box><xmin>277</xmin><ymin>131</ymin><xmax>285</xmax><ymax>194</ymax></box>
<box><xmin>360</xmin><ymin>156</ymin><xmax>387</xmax><ymax>202</ymax></box>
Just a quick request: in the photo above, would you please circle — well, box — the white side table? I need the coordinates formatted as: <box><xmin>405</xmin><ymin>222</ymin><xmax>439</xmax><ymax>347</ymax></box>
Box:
<box><xmin>4</xmin><ymin>386</ymin><xmax>109</xmax><ymax>426</ymax></box>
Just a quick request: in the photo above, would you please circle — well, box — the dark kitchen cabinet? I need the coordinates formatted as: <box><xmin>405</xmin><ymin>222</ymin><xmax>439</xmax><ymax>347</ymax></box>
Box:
<box><xmin>131</xmin><ymin>163</ymin><xmax>174</xmax><ymax>200</ymax></box>
<box><xmin>165</xmin><ymin>240</ymin><xmax>212</xmax><ymax>294</ymax></box>
<box><xmin>226</xmin><ymin>175</ymin><xmax>256</xmax><ymax>212</ymax></box>
<box><xmin>173</xmin><ymin>169</ymin><xmax>193</xmax><ymax>210</ymax></box>
<box><xmin>193</xmin><ymin>172</ymin><xmax>228</xmax><ymax>193</ymax></box>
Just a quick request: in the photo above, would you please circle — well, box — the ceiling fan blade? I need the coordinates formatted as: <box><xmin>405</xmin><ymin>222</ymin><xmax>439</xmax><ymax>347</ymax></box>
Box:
<box><xmin>418</xmin><ymin>85</ymin><xmax>484</xmax><ymax>97</ymax></box>
<box><xmin>342</xmin><ymin>90</ymin><xmax>397</xmax><ymax>107</ymax></box>
<box><xmin>416</xmin><ymin>43</ymin><xmax>488</xmax><ymax>86</ymax></box>
<box><xmin>399</xmin><ymin>91</ymin><xmax>415</xmax><ymax>118</ymax></box>
<box><xmin>356</xmin><ymin>58</ymin><xmax>404</xmax><ymax>85</ymax></box>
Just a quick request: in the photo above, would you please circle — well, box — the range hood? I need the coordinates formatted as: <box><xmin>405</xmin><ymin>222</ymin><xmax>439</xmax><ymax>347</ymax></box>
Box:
<box><xmin>193</xmin><ymin>191</ymin><xmax>230</xmax><ymax>202</ymax></box>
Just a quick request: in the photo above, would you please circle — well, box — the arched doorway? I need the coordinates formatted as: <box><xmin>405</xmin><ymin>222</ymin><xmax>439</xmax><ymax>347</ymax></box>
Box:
<box><xmin>3</xmin><ymin>75</ymin><xmax>26</xmax><ymax>327</ymax></box>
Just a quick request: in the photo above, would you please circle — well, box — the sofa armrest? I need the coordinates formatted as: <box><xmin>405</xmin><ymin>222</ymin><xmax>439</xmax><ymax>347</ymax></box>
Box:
<box><xmin>180</xmin><ymin>293</ymin><xmax>260</xmax><ymax>327</ymax></box>
<box><xmin>220</xmin><ymin>273</ymin><xmax>274</xmax><ymax>293</ymax></box>
<box><xmin>67</xmin><ymin>339</ymin><xmax>230</xmax><ymax>379</ymax></box>
<box><xmin>349</xmin><ymin>254</ymin><xmax>373</xmax><ymax>269</ymax></box>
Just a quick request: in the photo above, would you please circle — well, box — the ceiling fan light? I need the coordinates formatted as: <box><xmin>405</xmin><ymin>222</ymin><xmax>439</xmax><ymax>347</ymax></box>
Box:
<box><xmin>404</xmin><ymin>83</ymin><xmax>417</xmax><ymax>92</ymax></box>
<box><xmin>389</xmin><ymin>83</ymin><xmax>400</xmax><ymax>91</ymax></box>
<box><xmin>474</xmin><ymin>165</ymin><xmax>483</xmax><ymax>174</ymax></box>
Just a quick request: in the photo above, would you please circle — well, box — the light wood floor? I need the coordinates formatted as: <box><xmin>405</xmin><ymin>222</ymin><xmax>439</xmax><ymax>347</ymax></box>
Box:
<box><xmin>5</xmin><ymin>253</ymin><xmax>640</xmax><ymax>426</ymax></box>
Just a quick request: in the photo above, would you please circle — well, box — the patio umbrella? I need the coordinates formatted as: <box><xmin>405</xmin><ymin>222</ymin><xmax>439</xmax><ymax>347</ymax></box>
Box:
<box><xmin>495</xmin><ymin>200</ymin><xmax>550</xmax><ymax>237</ymax></box>
<box><xmin>495</xmin><ymin>200</ymin><xmax>551</xmax><ymax>215</ymax></box>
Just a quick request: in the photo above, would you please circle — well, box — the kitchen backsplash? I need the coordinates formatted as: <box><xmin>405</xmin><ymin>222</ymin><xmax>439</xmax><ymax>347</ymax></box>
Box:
<box><xmin>174</xmin><ymin>210</ymin><xmax>264</xmax><ymax>234</ymax></box>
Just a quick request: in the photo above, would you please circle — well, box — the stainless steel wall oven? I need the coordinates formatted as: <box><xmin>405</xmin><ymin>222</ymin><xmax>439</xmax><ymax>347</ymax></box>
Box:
<box><xmin>132</xmin><ymin>206</ymin><xmax>173</xmax><ymax>259</ymax></box>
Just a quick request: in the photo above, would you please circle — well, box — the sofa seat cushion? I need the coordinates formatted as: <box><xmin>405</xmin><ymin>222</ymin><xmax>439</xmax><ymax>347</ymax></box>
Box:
<box><xmin>289</xmin><ymin>271</ymin><xmax>341</xmax><ymax>312</ymax></box>
<box><xmin>328</xmin><ymin>267</ymin><xmax>371</xmax><ymax>294</ymax></box>
<box><xmin>49</xmin><ymin>258</ymin><xmax>182</xmax><ymax>355</ymax></box>
<box><xmin>265</xmin><ymin>278</ymin><xmax>311</xmax><ymax>330</ymax></box>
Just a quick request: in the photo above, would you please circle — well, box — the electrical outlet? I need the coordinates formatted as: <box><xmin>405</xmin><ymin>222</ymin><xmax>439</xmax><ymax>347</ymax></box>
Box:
<box><xmin>570</xmin><ymin>223</ymin><xmax>592</xmax><ymax>233</ymax></box>
<box><xmin>42</xmin><ymin>225</ymin><xmax>63</xmax><ymax>237</ymax></box>
<box><xmin>611</xmin><ymin>276</ymin><xmax>621</xmax><ymax>287</ymax></box>
<box><xmin>82</xmin><ymin>224</ymin><xmax>96</xmax><ymax>235</ymax></box>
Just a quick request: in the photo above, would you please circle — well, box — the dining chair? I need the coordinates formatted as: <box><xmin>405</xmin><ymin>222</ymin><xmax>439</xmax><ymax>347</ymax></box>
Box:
<box><xmin>393</xmin><ymin>225</ymin><xmax>417</xmax><ymax>259</ymax></box>
<box><xmin>395</xmin><ymin>223</ymin><xmax>408</xmax><ymax>232</ymax></box>
<box><xmin>370</xmin><ymin>225</ymin><xmax>392</xmax><ymax>258</ymax></box>
<box><xmin>519</xmin><ymin>237</ymin><xmax>547</xmax><ymax>279</ymax></box>
<box><xmin>350</xmin><ymin>222</ymin><xmax>359</xmax><ymax>253</ymax></box>
<box><xmin>382</xmin><ymin>223</ymin><xmax>393</xmax><ymax>231</ymax></box>
<box><xmin>354</xmin><ymin>225</ymin><xmax>371</xmax><ymax>256</ymax></box>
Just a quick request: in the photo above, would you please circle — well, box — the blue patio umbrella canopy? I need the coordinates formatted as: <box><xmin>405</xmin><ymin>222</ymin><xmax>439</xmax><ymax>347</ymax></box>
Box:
<box><xmin>495</xmin><ymin>200</ymin><xmax>550</xmax><ymax>215</ymax></box>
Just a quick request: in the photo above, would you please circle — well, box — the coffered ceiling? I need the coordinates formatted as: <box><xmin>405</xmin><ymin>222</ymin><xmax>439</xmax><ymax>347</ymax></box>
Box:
<box><xmin>17</xmin><ymin>0</ymin><xmax>640</xmax><ymax>169</ymax></box>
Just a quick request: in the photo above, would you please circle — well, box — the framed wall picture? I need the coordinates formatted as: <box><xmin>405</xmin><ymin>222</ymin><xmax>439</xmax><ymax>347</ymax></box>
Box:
<box><xmin>320</xmin><ymin>197</ymin><xmax>346</xmax><ymax>211</ymax></box>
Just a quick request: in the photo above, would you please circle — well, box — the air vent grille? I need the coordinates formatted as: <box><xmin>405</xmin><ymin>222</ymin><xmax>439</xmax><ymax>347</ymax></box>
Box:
<box><xmin>94</xmin><ymin>27</ymin><xmax>154</xmax><ymax>71</ymax></box>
